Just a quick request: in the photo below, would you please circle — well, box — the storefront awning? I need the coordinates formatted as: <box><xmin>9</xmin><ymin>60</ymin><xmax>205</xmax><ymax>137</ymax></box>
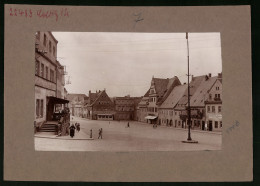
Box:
<box><xmin>47</xmin><ymin>96</ymin><xmax>69</xmax><ymax>104</ymax></box>
<box><xmin>145</xmin><ymin>116</ymin><xmax>158</xmax><ymax>120</ymax></box>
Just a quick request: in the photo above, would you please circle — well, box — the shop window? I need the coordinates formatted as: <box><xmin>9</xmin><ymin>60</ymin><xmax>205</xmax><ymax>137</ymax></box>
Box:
<box><xmin>215</xmin><ymin>121</ymin><xmax>218</xmax><ymax>128</ymax></box>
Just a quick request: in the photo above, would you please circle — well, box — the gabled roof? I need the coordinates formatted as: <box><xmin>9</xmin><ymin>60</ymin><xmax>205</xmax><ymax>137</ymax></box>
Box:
<box><xmin>160</xmin><ymin>84</ymin><xmax>188</xmax><ymax>109</ymax></box>
<box><xmin>190</xmin><ymin>76</ymin><xmax>218</xmax><ymax>107</ymax></box>
<box><xmin>174</xmin><ymin>75</ymin><xmax>206</xmax><ymax>110</ymax></box>
<box><xmin>151</xmin><ymin>76</ymin><xmax>181</xmax><ymax>104</ymax></box>
<box><xmin>67</xmin><ymin>94</ymin><xmax>88</xmax><ymax>102</ymax></box>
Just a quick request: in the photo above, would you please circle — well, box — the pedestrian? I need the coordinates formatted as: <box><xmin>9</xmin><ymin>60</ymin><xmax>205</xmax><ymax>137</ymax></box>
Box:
<box><xmin>127</xmin><ymin>122</ymin><xmax>130</xmax><ymax>128</ymax></box>
<box><xmin>69</xmin><ymin>123</ymin><xmax>76</xmax><ymax>138</ymax></box>
<box><xmin>76</xmin><ymin>123</ymin><xmax>80</xmax><ymax>132</ymax></box>
<box><xmin>98</xmin><ymin>128</ymin><xmax>103</xmax><ymax>139</ymax></box>
<box><xmin>90</xmin><ymin>129</ymin><xmax>92</xmax><ymax>138</ymax></box>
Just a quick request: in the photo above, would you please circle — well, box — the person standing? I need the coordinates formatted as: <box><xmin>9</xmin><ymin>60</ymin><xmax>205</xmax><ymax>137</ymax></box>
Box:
<box><xmin>90</xmin><ymin>129</ymin><xmax>92</xmax><ymax>138</ymax></box>
<box><xmin>69</xmin><ymin>124</ymin><xmax>76</xmax><ymax>138</ymax></box>
<box><xmin>98</xmin><ymin>128</ymin><xmax>103</xmax><ymax>139</ymax></box>
<box><xmin>127</xmin><ymin>122</ymin><xmax>130</xmax><ymax>128</ymax></box>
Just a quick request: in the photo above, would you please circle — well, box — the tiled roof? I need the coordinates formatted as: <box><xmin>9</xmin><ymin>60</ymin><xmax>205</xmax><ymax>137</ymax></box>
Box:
<box><xmin>160</xmin><ymin>84</ymin><xmax>188</xmax><ymax>109</ymax></box>
<box><xmin>153</xmin><ymin>76</ymin><xmax>181</xmax><ymax>104</ymax></box>
<box><xmin>174</xmin><ymin>75</ymin><xmax>206</xmax><ymax>110</ymax></box>
<box><xmin>190</xmin><ymin>76</ymin><xmax>218</xmax><ymax>107</ymax></box>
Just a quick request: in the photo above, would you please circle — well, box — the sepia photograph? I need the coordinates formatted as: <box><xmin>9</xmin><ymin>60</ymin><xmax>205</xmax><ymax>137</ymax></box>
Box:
<box><xmin>34</xmin><ymin>31</ymin><xmax>222</xmax><ymax>151</ymax></box>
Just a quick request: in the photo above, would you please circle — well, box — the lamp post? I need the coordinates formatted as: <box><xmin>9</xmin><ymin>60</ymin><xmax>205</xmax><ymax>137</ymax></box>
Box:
<box><xmin>186</xmin><ymin>32</ymin><xmax>192</xmax><ymax>141</ymax></box>
<box><xmin>182</xmin><ymin>32</ymin><xmax>198</xmax><ymax>143</ymax></box>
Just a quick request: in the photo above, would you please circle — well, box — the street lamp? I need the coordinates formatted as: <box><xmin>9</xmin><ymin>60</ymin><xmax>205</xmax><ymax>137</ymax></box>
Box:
<box><xmin>182</xmin><ymin>32</ymin><xmax>198</xmax><ymax>144</ymax></box>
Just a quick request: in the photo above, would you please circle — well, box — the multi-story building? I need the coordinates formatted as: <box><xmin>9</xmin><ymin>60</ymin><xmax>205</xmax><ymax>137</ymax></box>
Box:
<box><xmin>34</xmin><ymin>31</ymin><xmax>69</xmax><ymax>128</ymax></box>
<box><xmin>138</xmin><ymin>76</ymin><xmax>181</xmax><ymax>124</ymax></box>
<box><xmin>204</xmin><ymin>73</ymin><xmax>222</xmax><ymax>131</ymax></box>
<box><xmin>85</xmin><ymin>90</ymin><xmax>115</xmax><ymax>120</ymax></box>
<box><xmin>114</xmin><ymin>96</ymin><xmax>142</xmax><ymax>120</ymax></box>
<box><xmin>175</xmin><ymin>73</ymin><xmax>222</xmax><ymax>131</ymax></box>
<box><xmin>158</xmin><ymin>84</ymin><xmax>187</xmax><ymax>126</ymax></box>
<box><xmin>67</xmin><ymin>94</ymin><xmax>88</xmax><ymax>117</ymax></box>
<box><xmin>137</xmin><ymin>91</ymin><xmax>149</xmax><ymax>123</ymax></box>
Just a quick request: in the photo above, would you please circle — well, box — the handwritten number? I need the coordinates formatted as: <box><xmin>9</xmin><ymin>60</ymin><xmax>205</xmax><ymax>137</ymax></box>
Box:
<box><xmin>14</xmin><ymin>9</ymin><xmax>17</xmax><ymax>16</ymax></box>
<box><xmin>19</xmin><ymin>9</ymin><xmax>24</xmax><ymax>16</ymax></box>
<box><xmin>9</xmin><ymin>8</ymin><xmax>13</xmax><ymax>16</ymax></box>
<box><xmin>29</xmin><ymin>9</ymin><xmax>32</xmax><ymax>18</ymax></box>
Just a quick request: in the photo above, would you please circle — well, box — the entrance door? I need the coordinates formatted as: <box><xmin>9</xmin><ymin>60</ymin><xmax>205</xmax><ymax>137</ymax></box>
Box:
<box><xmin>202</xmin><ymin>121</ymin><xmax>205</xmax><ymax>130</ymax></box>
<box><xmin>209</xmin><ymin>120</ymin><xmax>213</xmax><ymax>131</ymax></box>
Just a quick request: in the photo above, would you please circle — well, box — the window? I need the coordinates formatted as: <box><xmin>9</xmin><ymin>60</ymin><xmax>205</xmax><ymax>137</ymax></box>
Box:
<box><xmin>40</xmin><ymin>63</ymin><xmax>44</xmax><ymax>77</ymax></box>
<box><xmin>49</xmin><ymin>41</ymin><xmax>52</xmax><ymax>53</ymax></box>
<box><xmin>220</xmin><ymin>121</ymin><xmax>222</xmax><ymax>128</ymax></box>
<box><xmin>175</xmin><ymin>112</ymin><xmax>177</xmax><ymax>115</ymax></box>
<box><xmin>36</xmin><ymin>99</ymin><xmax>44</xmax><ymax>118</ymax></box>
<box><xmin>212</xmin><ymin>106</ymin><xmax>215</xmax><ymax>113</ymax></box>
<box><xmin>35</xmin><ymin>61</ymin><xmax>40</xmax><ymax>75</ymax></box>
<box><xmin>218</xmin><ymin>106</ymin><xmax>221</xmax><ymax>113</ymax></box>
<box><xmin>209</xmin><ymin>94</ymin><xmax>212</xmax><ymax>100</ymax></box>
<box><xmin>45</xmin><ymin>66</ymin><xmax>48</xmax><ymax>79</ymax></box>
<box><xmin>216</xmin><ymin>86</ymin><xmax>219</xmax><ymax>90</ymax></box>
<box><xmin>215</xmin><ymin>94</ymin><xmax>218</xmax><ymax>98</ymax></box>
<box><xmin>215</xmin><ymin>121</ymin><xmax>218</xmax><ymax>128</ymax></box>
<box><xmin>218</xmin><ymin>94</ymin><xmax>220</xmax><ymax>98</ymax></box>
<box><xmin>36</xmin><ymin>99</ymin><xmax>39</xmax><ymax>117</ymax></box>
<box><xmin>50</xmin><ymin>69</ymin><xmax>55</xmax><ymax>82</ymax></box>
<box><xmin>207</xmin><ymin>106</ymin><xmax>210</xmax><ymax>112</ymax></box>
<box><xmin>43</xmin><ymin>34</ymin><xmax>47</xmax><ymax>46</ymax></box>
<box><xmin>40</xmin><ymin>100</ymin><xmax>43</xmax><ymax>117</ymax></box>
<box><xmin>53</xmin><ymin>46</ymin><xmax>55</xmax><ymax>56</ymax></box>
<box><xmin>155</xmin><ymin>107</ymin><xmax>157</xmax><ymax>112</ymax></box>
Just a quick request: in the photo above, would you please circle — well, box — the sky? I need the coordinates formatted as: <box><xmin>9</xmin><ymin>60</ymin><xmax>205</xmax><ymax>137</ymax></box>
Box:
<box><xmin>52</xmin><ymin>32</ymin><xmax>222</xmax><ymax>97</ymax></box>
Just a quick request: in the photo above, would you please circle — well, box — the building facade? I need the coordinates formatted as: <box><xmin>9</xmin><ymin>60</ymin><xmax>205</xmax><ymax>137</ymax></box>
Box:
<box><xmin>204</xmin><ymin>75</ymin><xmax>222</xmax><ymax>131</ymax></box>
<box><xmin>137</xmin><ymin>76</ymin><xmax>181</xmax><ymax>124</ymax></box>
<box><xmin>85</xmin><ymin>90</ymin><xmax>115</xmax><ymax>120</ymax></box>
<box><xmin>34</xmin><ymin>31</ymin><xmax>68</xmax><ymax>128</ymax></box>
<box><xmin>67</xmin><ymin>94</ymin><xmax>88</xmax><ymax>118</ymax></box>
<box><xmin>158</xmin><ymin>84</ymin><xmax>187</xmax><ymax>126</ymax></box>
<box><xmin>114</xmin><ymin>96</ymin><xmax>142</xmax><ymax>121</ymax></box>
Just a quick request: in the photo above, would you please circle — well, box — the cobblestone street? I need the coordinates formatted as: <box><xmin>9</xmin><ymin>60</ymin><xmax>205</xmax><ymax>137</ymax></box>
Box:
<box><xmin>35</xmin><ymin>117</ymin><xmax>222</xmax><ymax>151</ymax></box>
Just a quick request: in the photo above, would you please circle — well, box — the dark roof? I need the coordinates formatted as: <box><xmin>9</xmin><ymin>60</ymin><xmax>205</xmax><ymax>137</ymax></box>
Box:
<box><xmin>174</xmin><ymin>75</ymin><xmax>206</xmax><ymax>110</ymax></box>
<box><xmin>190</xmin><ymin>76</ymin><xmax>218</xmax><ymax>107</ymax></box>
<box><xmin>153</xmin><ymin>76</ymin><xmax>181</xmax><ymax>104</ymax></box>
<box><xmin>144</xmin><ymin>89</ymin><xmax>150</xmax><ymax>97</ymax></box>
<box><xmin>160</xmin><ymin>84</ymin><xmax>188</xmax><ymax>109</ymax></box>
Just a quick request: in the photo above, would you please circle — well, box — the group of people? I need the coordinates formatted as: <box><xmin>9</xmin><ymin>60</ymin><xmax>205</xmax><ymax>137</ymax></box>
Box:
<box><xmin>69</xmin><ymin>122</ymin><xmax>80</xmax><ymax>138</ymax></box>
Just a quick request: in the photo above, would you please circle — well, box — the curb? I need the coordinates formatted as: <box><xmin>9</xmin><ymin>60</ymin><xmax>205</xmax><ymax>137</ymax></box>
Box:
<box><xmin>34</xmin><ymin>135</ymin><xmax>94</xmax><ymax>140</ymax></box>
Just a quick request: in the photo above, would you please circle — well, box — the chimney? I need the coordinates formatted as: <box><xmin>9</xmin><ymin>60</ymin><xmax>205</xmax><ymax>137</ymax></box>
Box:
<box><xmin>218</xmin><ymin>73</ymin><xmax>222</xmax><ymax>78</ymax></box>
<box><xmin>208</xmin><ymin>73</ymin><xmax>211</xmax><ymax>77</ymax></box>
<box><xmin>99</xmin><ymin>90</ymin><xmax>101</xmax><ymax>93</ymax></box>
<box><xmin>205</xmin><ymin>75</ymin><xmax>209</xmax><ymax>81</ymax></box>
<box><xmin>89</xmin><ymin>90</ymin><xmax>91</xmax><ymax>95</ymax></box>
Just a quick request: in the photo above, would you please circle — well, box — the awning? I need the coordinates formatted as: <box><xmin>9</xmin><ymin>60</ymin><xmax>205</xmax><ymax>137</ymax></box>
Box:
<box><xmin>97</xmin><ymin>114</ymin><xmax>113</xmax><ymax>116</ymax></box>
<box><xmin>47</xmin><ymin>96</ymin><xmax>69</xmax><ymax>104</ymax></box>
<box><xmin>145</xmin><ymin>116</ymin><xmax>158</xmax><ymax>120</ymax></box>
